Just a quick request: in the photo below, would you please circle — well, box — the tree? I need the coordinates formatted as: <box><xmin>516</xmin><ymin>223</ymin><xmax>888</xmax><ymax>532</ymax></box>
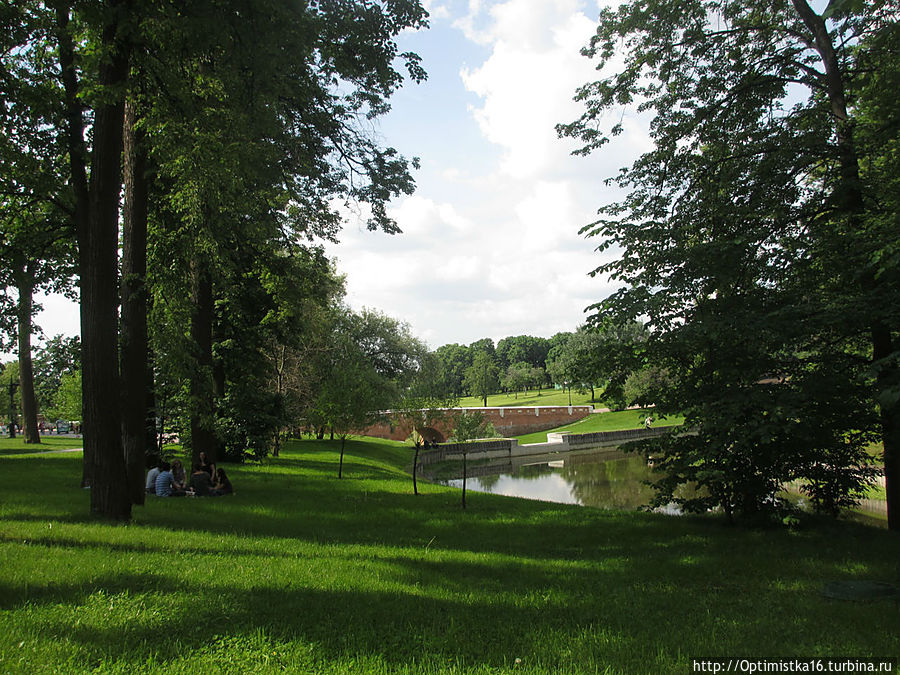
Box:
<box><xmin>139</xmin><ymin>0</ymin><xmax>428</xmax><ymax>469</ymax></box>
<box><xmin>33</xmin><ymin>336</ymin><xmax>81</xmax><ymax>415</ymax></box>
<box><xmin>311</xmin><ymin>308</ymin><xmax>423</xmax><ymax>478</ymax></box>
<box><xmin>624</xmin><ymin>366</ymin><xmax>673</xmax><ymax>408</ymax></box>
<box><xmin>4</xmin><ymin>0</ymin><xmax>428</xmax><ymax>517</ymax></box>
<box><xmin>448</xmin><ymin>410</ymin><xmax>498</xmax><ymax>509</ymax></box>
<box><xmin>561</xmin><ymin>0</ymin><xmax>897</xmax><ymax>520</ymax></box>
<box><xmin>502</xmin><ymin>361</ymin><xmax>533</xmax><ymax>398</ymax></box>
<box><xmin>464</xmin><ymin>351</ymin><xmax>500</xmax><ymax>406</ymax></box>
<box><xmin>49</xmin><ymin>370</ymin><xmax>82</xmax><ymax>422</ymax></box>
<box><xmin>394</xmin><ymin>352</ymin><xmax>459</xmax><ymax>495</ymax></box>
<box><xmin>496</xmin><ymin>335</ymin><xmax>550</xmax><ymax>371</ymax></box>
<box><xmin>53</xmin><ymin>0</ymin><xmax>135</xmax><ymax>517</ymax></box>
<box><xmin>433</xmin><ymin>343</ymin><xmax>471</xmax><ymax>397</ymax></box>
<box><xmin>0</xmin><ymin>7</ymin><xmax>77</xmax><ymax>445</ymax></box>
<box><xmin>0</xmin><ymin>361</ymin><xmax>21</xmax><ymax>433</ymax></box>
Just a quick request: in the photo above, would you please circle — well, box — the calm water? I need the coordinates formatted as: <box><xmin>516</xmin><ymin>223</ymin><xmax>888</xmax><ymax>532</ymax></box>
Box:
<box><xmin>436</xmin><ymin>447</ymin><xmax>887</xmax><ymax>522</ymax></box>
<box><xmin>439</xmin><ymin>448</ymin><xmax>659</xmax><ymax>511</ymax></box>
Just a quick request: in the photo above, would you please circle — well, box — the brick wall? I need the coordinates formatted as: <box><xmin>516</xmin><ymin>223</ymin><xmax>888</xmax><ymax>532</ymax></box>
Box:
<box><xmin>358</xmin><ymin>406</ymin><xmax>593</xmax><ymax>442</ymax></box>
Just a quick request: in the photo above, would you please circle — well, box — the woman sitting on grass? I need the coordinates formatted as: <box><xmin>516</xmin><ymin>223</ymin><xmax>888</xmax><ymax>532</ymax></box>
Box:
<box><xmin>198</xmin><ymin>451</ymin><xmax>216</xmax><ymax>478</ymax></box>
<box><xmin>212</xmin><ymin>468</ymin><xmax>233</xmax><ymax>496</ymax></box>
<box><xmin>171</xmin><ymin>459</ymin><xmax>187</xmax><ymax>491</ymax></box>
<box><xmin>189</xmin><ymin>463</ymin><xmax>212</xmax><ymax>497</ymax></box>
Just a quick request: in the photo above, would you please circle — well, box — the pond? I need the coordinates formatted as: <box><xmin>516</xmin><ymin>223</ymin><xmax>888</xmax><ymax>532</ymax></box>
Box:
<box><xmin>435</xmin><ymin>448</ymin><xmax>662</xmax><ymax>511</ymax></box>
<box><xmin>432</xmin><ymin>446</ymin><xmax>888</xmax><ymax>523</ymax></box>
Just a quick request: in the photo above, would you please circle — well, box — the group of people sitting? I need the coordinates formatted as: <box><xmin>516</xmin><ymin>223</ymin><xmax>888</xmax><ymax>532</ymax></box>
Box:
<box><xmin>145</xmin><ymin>451</ymin><xmax>233</xmax><ymax>497</ymax></box>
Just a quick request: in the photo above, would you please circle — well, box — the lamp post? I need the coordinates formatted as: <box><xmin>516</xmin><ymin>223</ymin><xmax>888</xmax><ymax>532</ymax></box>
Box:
<box><xmin>8</xmin><ymin>381</ymin><xmax>18</xmax><ymax>439</ymax></box>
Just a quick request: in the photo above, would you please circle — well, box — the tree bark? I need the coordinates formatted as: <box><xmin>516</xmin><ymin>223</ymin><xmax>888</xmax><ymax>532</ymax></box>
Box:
<box><xmin>874</xmin><ymin>327</ymin><xmax>900</xmax><ymax>531</ymax></box>
<box><xmin>792</xmin><ymin>0</ymin><xmax>899</xmax><ymax>529</ymax></box>
<box><xmin>412</xmin><ymin>443</ymin><xmax>420</xmax><ymax>495</ymax></box>
<box><xmin>190</xmin><ymin>258</ymin><xmax>217</xmax><ymax>465</ymax></box>
<box><xmin>15</xmin><ymin>263</ymin><xmax>40</xmax><ymax>444</ymax></box>
<box><xmin>81</xmin><ymin>0</ymin><xmax>133</xmax><ymax>520</ymax></box>
<box><xmin>121</xmin><ymin>98</ymin><xmax>150</xmax><ymax>505</ymax></box>
<box><xmin>53</xmin><ymin>2</ymin><xmax>94</xmax><ymax>487</ymax></box>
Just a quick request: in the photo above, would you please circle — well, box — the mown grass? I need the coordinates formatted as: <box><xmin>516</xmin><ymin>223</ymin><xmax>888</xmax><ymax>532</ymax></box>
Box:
<box><xmin>1</xmin><ymin>438</ymin><xmax>898</xmax><ymax>674</ymax></box>
<box><xmin>515</xmin><ymin>408</ymin><xmax>685</xmax><ymax>444</ymax></box>
<box><xmin>456</xmin><ymin>389</ymin><xmax>600</xmax><ymax>409</ymax></box>
<box><xmin>0</xmin><ymin>435</ymin><xmax>83</xmax><ymax>456</ymax></box>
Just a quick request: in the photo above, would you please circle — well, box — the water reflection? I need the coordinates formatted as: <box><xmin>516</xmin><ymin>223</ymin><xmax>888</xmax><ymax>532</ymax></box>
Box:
<box><xmin>433</xmin><ymin>447</ymin><xmax>887</xmax><ymax>523</ymax></box>
<box><xmin>437</xmin><ymin>449</ymin><xmax>658</xmax><ymax>511</ymax></box>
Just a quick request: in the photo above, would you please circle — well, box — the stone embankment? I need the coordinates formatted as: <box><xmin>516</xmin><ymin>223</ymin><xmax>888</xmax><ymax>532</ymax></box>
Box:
<box><xmin>418</xmin><ymin>425</ymin><xmax>677</xmax><ymax>467</ymax></box>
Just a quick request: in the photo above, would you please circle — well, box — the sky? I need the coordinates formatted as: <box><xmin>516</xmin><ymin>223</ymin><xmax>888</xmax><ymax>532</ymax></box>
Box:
<box><xmin>27</xmin><ymin>0</ymin><xmax>652</xmax><ymax>354</ymax></box>
<box><xmin>322</xmin><ymin>0</ymin><xmax>649</xmax><ymax>349</ymax></box>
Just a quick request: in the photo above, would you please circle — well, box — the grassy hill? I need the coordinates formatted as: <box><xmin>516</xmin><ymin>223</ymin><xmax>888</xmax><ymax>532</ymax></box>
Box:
<box><xmin>456</xmin><ymin>388</ymin><xmax>599</xmax><ymax>408</ymax></box>
<box><xmin>1</xmin><ymin>438</ymin><xmax>897</xmax><ymax>673</ymax></box>
<box><xmin>513</xmin><ymin>408</ymin><xmax>684</xmax><ymax>444</ymax></box>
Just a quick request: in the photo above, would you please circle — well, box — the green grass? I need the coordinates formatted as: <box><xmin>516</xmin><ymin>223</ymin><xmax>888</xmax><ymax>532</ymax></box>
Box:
<box><xmin>1</xmin><ymin>439</ymin><xmax>898</xmax><ymax>674</ymax></box>
<box><xmin>0</xmin><ymin>435</ymin><xmax>83</xmax><ymax>456</ymax></box>
<box><xmin>514</xmin><ymin>408</ymin><xmax>685</xmax><ymax>444</ymax></box>
<box><xmin>456</xmin><ymin>389</ymin><xmax>601</xmax><ymax>408</ymax></box>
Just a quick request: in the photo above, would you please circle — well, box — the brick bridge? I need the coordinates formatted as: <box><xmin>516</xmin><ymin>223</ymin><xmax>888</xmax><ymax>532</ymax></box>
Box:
<box><xmin>359</xmin><ymin>406</ymin><xmax>593</xmax><ymax>443</ymax></box>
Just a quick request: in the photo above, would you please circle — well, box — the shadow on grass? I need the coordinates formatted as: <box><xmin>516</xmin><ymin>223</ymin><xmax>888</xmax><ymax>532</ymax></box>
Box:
<box><xmin>3</xmin><ymin>536</ymin><xmax>899</xmax><ymax>670</ymax></box>
<box><xmin>3</xmin><ymin>438</ymin><xmax>900</xmax><ymax>669</ymax></box>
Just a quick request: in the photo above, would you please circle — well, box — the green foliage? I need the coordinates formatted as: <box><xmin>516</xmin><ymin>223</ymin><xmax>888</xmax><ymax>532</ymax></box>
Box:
<box><xmin>432</xmin><ymin>343</ymin><xmax>472</xmax><ymax>397</ymax></box>
<box><xmin>47</xmin><ymin>370</ymin><xmax>81</xmax><ymax>423</ymax></box>
<box><xmin>561</xmin><ymin>0</ymin><xmax>898</xmax><ymax>519</ymax></box>
<box><xmin>0</xmin><ymin>360</ymin><xmax>21</xmax><ymax>425</ymax></box>
<box><xmin>624</xmin><ymin>366</ymin><xmax>673</xmax><ymax>407</ymax></box>
<box><xmin>463</xmin><ymin>351</ymin><xmax>500</xmax><ymax>406</ymax></box>
<box><xmin>450</xmin><ymin>410</ymin><xmax>499</xmax><ymax>442</ymax></box>
<box><xmin>496</xmin><ymin>335</ymin><xmax>551</xmax><ymax>372</ymax></box>
<box><xmin>309</xmin><ymin>307</ymin><xmax>425</xmax><ymax>440</ymax></box>
<box><xmin>32</xmin><ymin>335</ymin><xmax>81</xmax><ymax>413</ymax></box>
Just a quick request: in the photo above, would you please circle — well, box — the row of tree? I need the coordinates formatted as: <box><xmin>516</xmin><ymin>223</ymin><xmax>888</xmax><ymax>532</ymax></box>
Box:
<box><xmin>430</xmin><ymin>322</ymin><xmax>655</xmax><ymax>408</ymax></box>
<box><xmin>0</xmin><ymin>336</ymin><xmax>83</xmax><ymax>429</ymax></box>
<box><xmin>1</xmin><ymin>0</ymin><xmax>430</xmax><ymax>519</ymax></box>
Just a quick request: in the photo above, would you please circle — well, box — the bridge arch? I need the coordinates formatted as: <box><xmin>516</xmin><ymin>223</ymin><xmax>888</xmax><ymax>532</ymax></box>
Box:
<box><xmin>417</xmin><ymin>426</ymin><xmax>446</xmax><ymax>443</ymax></box>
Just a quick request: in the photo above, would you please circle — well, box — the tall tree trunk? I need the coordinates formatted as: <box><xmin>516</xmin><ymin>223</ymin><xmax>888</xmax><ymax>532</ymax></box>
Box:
<box><xmin>412</xmin><ymin>443</ymin><xmax>420</xmax><ymax>495</ymax></box>
<box><xmin>15</xmin><ymin>263</ymin><xmax>40</xmax><ymax>444</ymax></box>
<box><xmin>54</xmin><ymin>3</ymin><xmax>93</xmax><ymax>487</ymax></box>
<box><xmin>792</xmin><ymin>0</ymin><xmax>899</xmax><ymax>529</ymax></box>
<box><xmin>145</xmin><ymin>342</ymin><xmax>158</xmax><ymax>456</ymax></box>
<box><xmin>874</xmin><ymin>327</ymin><xmax>900</xmax><ymax>531</ymax></box>
<box><xmin>121</xmin><ymin>98</ymin><xmax>150</xmax><ymax>506</ymax></box>
<box><xmin>81</xmin><ymin>0</ymin><xmax>132</xmax><ymax>520</ymax></box>
<box><xmin>190</xmin><ymin>258</ymin><xmax>217</xmax><ymax>465</ymax></box>
<box><xmin>212</xmin><ymin>344</ymin><xmax>226</xmax><ymax>462</ymax></box>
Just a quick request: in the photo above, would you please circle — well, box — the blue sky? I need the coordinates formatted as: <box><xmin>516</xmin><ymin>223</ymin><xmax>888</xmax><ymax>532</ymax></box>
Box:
<box><xmin>28</xmin><ymin>0</ymin><xmax>652</xmax><ymax>354</ymax></box>
<box><xmin>323</xmin><ymin>0</ymin><xmax>650</xmax><ymax>349</ymax></box>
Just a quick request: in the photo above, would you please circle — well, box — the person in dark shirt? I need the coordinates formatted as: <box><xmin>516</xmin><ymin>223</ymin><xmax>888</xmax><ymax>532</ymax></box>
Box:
<box><xmin>198</xmin><ymin>451</ymin><xmax>215</xmax><ymax>478</ymax></box>
<box><xmin>212</xmin><ymin>468</ymin><xmax>233</xmax><ymax>496</ymax></box>
<box><xmin>189</xmin><ymin>463</ymin><xmax>212</xmax><ymax>496</ymax></box>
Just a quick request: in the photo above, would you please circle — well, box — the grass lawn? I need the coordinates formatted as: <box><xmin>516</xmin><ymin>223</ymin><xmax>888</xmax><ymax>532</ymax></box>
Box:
<box><xmin>456</xmin><ymin>389</ymin><xmax>601</xmax><ymax>409</ymax></box>
<box><xmin>515</xmin><ymin>408</ymin><xmax>685</xmax><ymax>444</ymax></box>
<box><xmin>0</xmin><ymin>435</ymin><xmax>83</xmax><ymax>456</ymax></box>
<box><xmin>1</xmin><ymin>438</ymin><xmax>898</xmax><ymax>674</ymax></box>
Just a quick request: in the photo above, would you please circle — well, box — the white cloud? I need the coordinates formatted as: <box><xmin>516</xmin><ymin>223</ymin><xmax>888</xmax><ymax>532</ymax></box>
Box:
<box><xmin>317</xmin><ymin>0</ymin><xmax>650</xmax><ymax>348</ymax></box>
<box><xmin>459</xmin><ymin>0</ymin><xmax>600</xmax><ymax>179</ymax></box>
<box><xmin>422</xmin><ymin>0</ymin><xmax>451</xmax><ymax>21</ymax></box>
